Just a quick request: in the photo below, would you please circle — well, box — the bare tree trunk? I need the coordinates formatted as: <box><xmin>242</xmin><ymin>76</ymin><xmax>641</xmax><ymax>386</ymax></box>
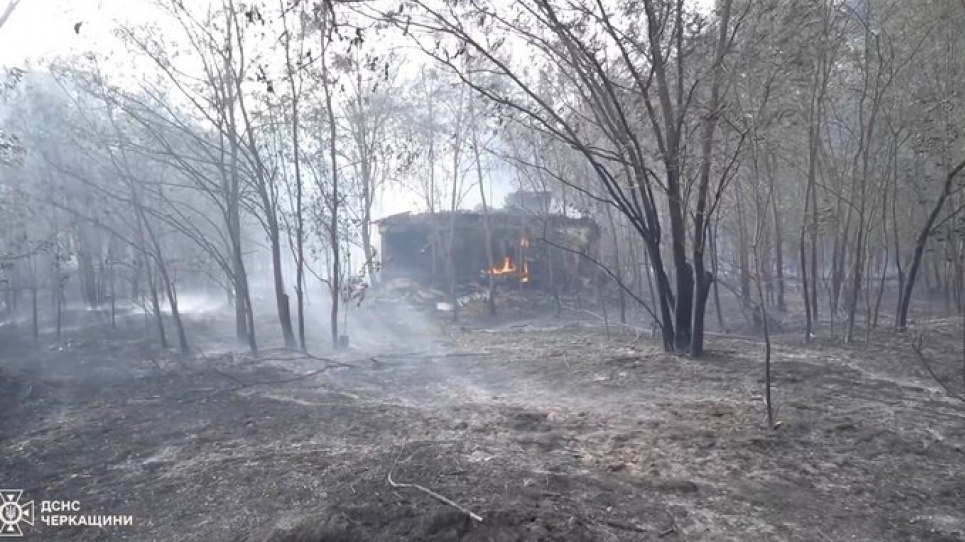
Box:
<box><xmin>230</xmin><ymin>155</ymin><xmax>252</xmax><ymax>344</ymax></box>
<box><xmin>935</xmin><ymin>255</ymin><xmax>944</xmax><ymax>296</ymax></box>
<box><xmin>134</xmin><ymin>183</ymin><xmax>189</xmax><ymax>354</ymax></box>
<box><xmin>769</xmin><ymin>177</ymin><xmax>786</xmax><ymax>311</ymax></box>
<box><xmin>762</xmin><ymin>226</ymin><xmax>774</xmax><ymax>306</ymax></box>
<box><xmin>944</xmin><ymin>253</ymin><xmax>953</xmax><ymax>311</ymax></box>
<box><xmin>845</xmin><ymin>198</ymin><xmax>866</xmax><ymax>343</ymax></box>
<box><xmin>53</xmin><ymin>209</ymin><xmax>63</xmax><ymax>341</ymax></box>
<box><xmin>892</xmin><ymin>147</ymin><xmax>906</xmax><ymax>324</ymax></box>
<box><xmin>605</xmin><ymin>206</ymin><xmax>627</xmax><ymax>325</ymax></box>
<box><xmin>710</xmin><ymin>222</ymin><xmax>726</xmax><ymax>331</ymax></box>
<box><xmin>280</xmin><ymin>1</ymin><xmax>307</xmax><ymax>351</ymax></box>
<box><xmin>751</xmin><ymin>121</ymin><xmax>776</xmax><ymax>429</ymax></box>
<box><xmin>108</xmin><ymin>244</ymin><xmax>116</xmax><ymax>329</ymax></box>
<box><xmin>157</xmin><ymin>260</ymin><xmax>188</xmax><ymax>354</ymax></box>
<box><xmin>641</xmin><ymin>0</ymin><xmax>692</xmax><ymax>352</ymax></box>
<box><xmin>217</xmin><ymin>9</ymin><xmax>256</xmax><ymax>351</ymax></box>
<box><xmin>846</xmin><ymin>18</ymin><xmax>884</xmax><ymax>344</ymax></box>
<box><xmin>295</xmin><ymin>176</ymin><xmax>306</xmax><ymax>351</ymax></box>
<box><xmin>270</xmin><ymin>223</ymin><xmax>297</xmax><ymax>348</ymax></box>
<box><xmin>873</xmin><ymin>248</ymin><xmax>888</xmax><ymax>329</ymax></box>
<box><xmin>320</xmin><ymin>23</ymin><xmax>342</xmax><ymax>348</ymax></box>
<box><xmin>647</xmin><ymin>242</ymin><xmax>677</xmax><ymax>352</ymax></box>
<box><xmin>145</xmin><ymin>259</ymin><xmax>167</xmax><ymax>349</ymax></box>
<box><xmin>678</xmin><ymin>0</ymin><xmax>731</xmax><ymax>356</ymax></box>
<box><xmin>831</xmin><ymin>198</ymin><xmax>851</xmax><ymax>320</ymax></box>
<box><xmin>897</xmin><ymin>159</ymin><xmax>965</xmax><ymax>328</ymax></box>
<box><xmin>628</xmin><ymin>226</ymin><xmax>641</xmax><ymax>308</ymax></box>
<box><xmin>873</xmin><ymin>139</ymin><xmax>897</xmax><ymax>330</ymax></box>
<box><xmin>809</xmin><ymin>170</ymin><xmax>820</xmax><ymax>322</ymax></box>
<box><xmin>800</xmin><ymin>203</ymin><xmax>814</xmax><ymax>341</ymax></box>
<box><xmin>345</xmin><ymin>52</ymin><xmax>384</xmax><ymax>287</ymax></box>
<box><xmin>29</xmin><ymin>254</ymin><xmax>38</xmax><ymax>341</ymax></box>
<box><xmin>550</xmin><ymin>243</ymin><xmax>562</xmax><ymax>317</ymax></box>
<box><xmin>800</xmin><ymin>22</ymin><xmax>830</xmax><ymax>339</ymax></box>
<box><xmin>737</xmin><ymin>184</ymin><xmax>752</xmax><ymax>308</ymax></box>
<box><xmin>425</xmin><ymin>69</ymin><xmax>438</xmax><ymax>214</ymax></box>
<box><xmin>757</xmin><ymin>264</ymin><xmax>774</xmax><ymax>429</ymax></box>
<box><xmin>951</xmin><ymin>240</ymin><xmax>965</xmax><ymax>314</ymax></box>
<box><xmin>470</xmin><ymin>90</ymin><xmax>496</xmax><ymax>316</ymax></box>
<box><xmin>76</xmin><ymin>228</ymin><xmax>100</xmax><ymax>309</ymax></box>
<box><xmin>225</xmin><ymin>7</ymin><xmax>294</xmax><ymax>351</ymax></box>
<box><xmin>446</xmin><ymin>134</ymin><xmax>462</xmax><ymax>323</ymax></box>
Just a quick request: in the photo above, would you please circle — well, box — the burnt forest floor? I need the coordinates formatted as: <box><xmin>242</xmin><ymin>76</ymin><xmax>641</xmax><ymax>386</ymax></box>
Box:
<box><xmin>1</xmin><ymin>301</ymin><xmax>964</xmax><ymax>541</ymax></box>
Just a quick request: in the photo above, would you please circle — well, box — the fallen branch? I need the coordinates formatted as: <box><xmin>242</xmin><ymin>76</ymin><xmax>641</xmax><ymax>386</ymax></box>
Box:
<box><xmin>246</xmin><ymin>349</ymin><xmax>347</xmax><ymax>366</ymax></box>
<box><xmin>702</xmin><ymin>331</ymin><xmax>764</xmax><ymax>343</ymax></box>
<box><xmin>562</xmin><ymin>305</ymin><xmax>653</xmax><ymax>335</ymax></box>
<box><xmin>174</xmin><ymin>347</ymin><xmax>489</xmax><ymax>403</ymax></box>
<box><xmin>367</xmin><ymin>352</ymin><xmax>490</xmax><ymax>366</ymax></box>
<box><xmin>658</xmin><ymin>511</ymin><xmax>679</xmax><ymax>538</ymax></box>
<box><xmin>387</xmin><ymin>442</ymin><xmax>484</xmax><ymax>523</ymax></box>
<box><xmin>210</xmin><ymin>368</ymin><xmax>249</xmax><ymax>388</ymax></box>
<box><xmin>177</xmin><ymin>361</ymin><xmax>357</xmax><ymax>402</ymax></box>
<box><xmin>361</xmin><ymin>350</ymin><xmax>429</xmax><ymax>359</ymax></box>
<box><xmin>430</xmin><ymin>352</ymin><xmax>491</xmax><ymax>359</ymax></box>
<box><xmin>602</xmin><ymin>518</ymin><xmax>647</xmax><ymax>533</ymax></box>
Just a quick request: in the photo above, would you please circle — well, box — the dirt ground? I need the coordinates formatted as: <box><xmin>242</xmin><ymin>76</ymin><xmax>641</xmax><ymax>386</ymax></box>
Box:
<box><xmin>1</xmin><ymin>300</ymin><xmax>964</xmax><ymax>541</ymax></box>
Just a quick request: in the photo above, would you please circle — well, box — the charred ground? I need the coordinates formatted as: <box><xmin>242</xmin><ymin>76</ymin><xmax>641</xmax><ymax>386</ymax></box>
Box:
<box><xmin>1</xmin><ymin>303</ymin><xmax>964</xmax><ymax>541</ymax></box>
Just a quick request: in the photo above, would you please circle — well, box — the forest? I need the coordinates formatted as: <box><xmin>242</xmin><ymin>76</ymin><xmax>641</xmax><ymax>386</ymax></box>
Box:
<box><xmin>1</xmin><ymin>0</ymin><xmax>964</xmax><ymax>540</ymax></box>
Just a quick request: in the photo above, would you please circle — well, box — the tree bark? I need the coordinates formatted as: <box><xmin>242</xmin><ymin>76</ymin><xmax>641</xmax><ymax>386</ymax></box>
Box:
<box><xmin>690</xmin><ymin>0</ymin><xmax>732</xmax><ymax>357</ymax></box>
<box><xmin>470</xmin><ymin>88</ymin><xmax>496</xmax><ymax>316</ymax></box>
<box><xmin>897</xmin><ymin>159</ymin><xmax>965</xmax><ymax>328</ymax></box>
<box><xmin>321</xmin><ymin>22</ymin><xmax>342</xmax><ymax>348</ymax></box>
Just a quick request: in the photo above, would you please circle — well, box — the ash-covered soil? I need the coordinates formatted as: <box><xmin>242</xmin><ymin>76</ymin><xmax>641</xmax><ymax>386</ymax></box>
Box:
<box><xmin>1</xmin><ymin>308</ymin><xmax>964</xmax><ymax>541</ymax></box>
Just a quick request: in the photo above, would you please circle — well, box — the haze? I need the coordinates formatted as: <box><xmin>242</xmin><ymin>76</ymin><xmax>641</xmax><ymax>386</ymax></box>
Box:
<box><xmin>1</xmin><ymin>0</ymin><xmax>964</xmax><ymax>540</ymax></box>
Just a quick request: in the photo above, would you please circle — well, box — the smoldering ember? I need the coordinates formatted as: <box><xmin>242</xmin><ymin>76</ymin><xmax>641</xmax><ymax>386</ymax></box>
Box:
<box><xmin>1</xmin><ymin>1</ymin><xmax>965</xmax><ymax>541</ymax></box>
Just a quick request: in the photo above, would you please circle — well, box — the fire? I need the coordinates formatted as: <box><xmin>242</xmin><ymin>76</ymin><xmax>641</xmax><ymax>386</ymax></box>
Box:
<box><xmin>482</xmin><ymin>237</ymin><xmax>532</xmax><ymax>283</ymax></box>
<box><xmin>490</xmin><ymin>256</ymin><xmax>517</xmax><ymax>275</ymax></box>
<box><xmin>483</xmin><ymin>255</ymin><xmax>530</xmax><ymax>283</ymax></box>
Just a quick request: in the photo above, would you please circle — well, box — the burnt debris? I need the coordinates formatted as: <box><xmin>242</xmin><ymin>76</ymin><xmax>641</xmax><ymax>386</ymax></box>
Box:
<box><xmin>376</xmin><ymin>205</ymin><xmax>600</xmax><ymax>292</ymax></box>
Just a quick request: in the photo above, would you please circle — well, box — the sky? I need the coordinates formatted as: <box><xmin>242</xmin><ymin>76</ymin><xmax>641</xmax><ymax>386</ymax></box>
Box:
<box><xmin>1</xmin><ymin>0</ymin><xmax>109</xmax><ymax>67</ymax></box>
<box><xmin>1</xmin><ymin>0</ymin><xmax>717</xmax><ymax>67</ymax></box>
<box><xmin>0</xmin><ymin>0</ymin><xmax>713</xmax><ymax>218</ymax></box>
<box><xmin>0</xmin><ymin>0</ymin><xmax>175</xmax><ymax>68</ymax></box>
<box><xmin>0</xmin><ymin>0</ymin><xmax>521</xmax><ymax>204</ymax></box>
<box><xmin>0</xmin><ymin>0</ymin><xmax>710</xmax><ymax>273</ymax></box>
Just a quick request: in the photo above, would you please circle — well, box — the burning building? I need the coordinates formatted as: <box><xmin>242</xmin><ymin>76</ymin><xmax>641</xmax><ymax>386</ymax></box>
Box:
<box><xmin>376</xmin><ymin>205</ymin><xmax>599</xmax><ymax>291</ymax></box>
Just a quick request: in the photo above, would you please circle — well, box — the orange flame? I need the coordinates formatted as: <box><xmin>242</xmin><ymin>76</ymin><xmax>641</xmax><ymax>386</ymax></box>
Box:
<box><xmin>489</xmin><ymin>255</ymin><xmax>517</xmax><ymax>275</ymax></box>
<box><xmin>482</xmin><ymin>240</ymin><xmax>532</xmax><ymax>283</ymax></box>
